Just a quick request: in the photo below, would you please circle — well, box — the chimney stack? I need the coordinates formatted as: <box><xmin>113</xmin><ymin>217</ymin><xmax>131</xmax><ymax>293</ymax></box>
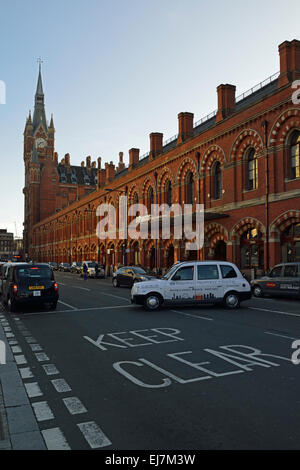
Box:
<box><xmin>129</xmin><ymin>148</ymin><xmax>140</xmax><ymax>169</ymax></box>
<box><xmin>149</xmin><ymin>133</ymin><xmax>163</xmax><ymax>160</ymax></box>
<box><xmin>97</xmin><ymin>157</ymin><xmax>102</xmax><ymax>169</ymax></box>
<box><xmin>105</xmin><ymin>161</ymin><xmax>115</xmax><ymax>182</ymax></box>
<box><xmin>278</xmin><ymin>39</ymin><xmax>300</xmax><ymax>88</ymax></box>
<box><xmin>216</xmin><ymin>84</ymin><xmax>236</xmax><ymax>123</ymax></box>
<box><xmin>64</xmin><ymin>153</ymin><xmax>70</xmax><ymax>166</ymax></box>
<box><xmin>118</xmin><ymin>151</ymin><xmax>125</xmax><ymax>172</ymax></box>
<box><xmin>177</xmin><ymin>112</ymin><xmax>194</xmax><ymax>144</ymax></box>
<box><xmin>86</xmin><ymin>156</ymin><xmax>91</xmax><ymax>168</ymax></box>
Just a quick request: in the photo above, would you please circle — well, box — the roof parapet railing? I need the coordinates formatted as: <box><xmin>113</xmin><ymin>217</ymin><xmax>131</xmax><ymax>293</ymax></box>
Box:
<box><xmin>163</xmin><ymin>134</ymin><xmax>179</xmax><ymax>147</ymax></box>
<box><xmin>235</xmin><ymin>71</ymin><xmax>280</xmax><ymax>103</ymax></box>
<box><xmin>194</xmin><ymin>109</ymin><xmax>217</xmax><ymax>129</ymax></box>
<box><xmin>132</xmin><ymin>71</ymin><xmax>280</xmax><ymax>161</ymax></box>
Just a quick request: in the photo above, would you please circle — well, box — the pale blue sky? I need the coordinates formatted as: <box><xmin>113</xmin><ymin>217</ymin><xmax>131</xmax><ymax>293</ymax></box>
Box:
<box><xmin>0</xmin><ymin>0</ymin><xmax>299</xmax><ymax>237</ymax></box>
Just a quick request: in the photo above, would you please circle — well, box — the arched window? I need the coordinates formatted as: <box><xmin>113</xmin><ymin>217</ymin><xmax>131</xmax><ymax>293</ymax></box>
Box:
<box><xmin>185</xmin><ymin>172</ymin><xmax>194</xmax><ymax>204</ymax></box>
<box><xmin>165</xmin><ymin>180</ymin><xmax>172</xmax><ymax>206</ymax></box>
<box><xmin>247</xmin><ymin>148</ymin><xmax>258</xmax><ymax>190</ymax></box>
<box><xmin>147</xmin><ymin>186</ymin><xmax>154</xmax><ymax>212</ymax></box>
<box><xmin>133</xmin><ymin>192</ymin><xmax>139</xmax><ymax>205</ymax></box>
<box><xmin>290</xmin><ymin>131</ymin><xmax>300</xmax><ymax>179</ymax></box>
<box><xmin>212</xmin><ymin>161</ymin><xmax>222</xmax><ymax>199</ymax></box>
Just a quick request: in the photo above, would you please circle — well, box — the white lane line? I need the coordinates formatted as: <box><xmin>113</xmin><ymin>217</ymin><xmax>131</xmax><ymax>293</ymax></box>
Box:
<box><xmin>71</xmin><ymin>286</ymin><xmax>91</xmax><ymax>292</ymax></box>
<box><xmin>20</xmin><ymin>304</ymin><xmax>133</xmax><ymax>316</ymax></box>
<box><xmin>63</xmin><ymin>397</ymin><xmax>87</xmax><ymax>415</ymax></box>
<box><xmin>42</xmin><ymin>364</ymin><xmax>59</xmax><ymax>376</ymax></box>
<box><xmin>264</xmin><ymin>331</ymin><xmax>299</xmax><ymax>340</ymax></box>
<box><xmin>8</xmin><ymin>340</ymin><xmax>18</xmax><ymax>346</ymax></box>
<box><xmin>32</xmin><ymin>402</ymin><xmax>54</xmax><ymax>421</ymax></box>
<box><xmin>51</xmin><ymin>379</ymin><xmax>71</xmax><ymax>393</ymax></box>
<box><xmin>171</xmin><ymin>309</ymin><xmax>213</xmax><ymax>321</ymax></box>
<box><xmin>5</xmin><ymin>333</ymin><xmax>15</xmax><ymax>338</ymax></box>
<box><xmin>19</xmin><ymin>367</ymin><xmax>34</xmax><ymax>379</ymax></box>
<box><xmin>42</xmin><ymin>428</ymin><xmax>71</xmax><ymax>450</ymax></box>
<box><xmin>29</xmin><ymin>344</ymin><xmax>43</xmax><ymax>352</ymax></box>
<box><xmin>77</xmin><ymin>421</ymin><xmax>112</xmax><ymax>449</ymax></box>
<box><xmin>11</xmin><ymin>345</ymin><xmax>22</xmax><ymax>353</ymax></box>
<box><xmin>249</xmin><ymin>307</ymin><xmax>300</xmax><ymax>318</ymax></box>
<box><xmin>14</xmin><ymin>354</ymin><xmax>27</xmax><ymax>365</ymax></box>
<box><xmin>35</xmin><ymin>352</ymin><xmax>50</xmax><ymax>362</ymax></box>
<box><xmin>3</xmin><ymin>327</ymin><xmax>11</xmax><ymax>332</ymax></box>
<box><xmin>24</xmin><ymin>382</ymin><xmax>43</xmax><ymax>398</ymax></box>
<box><xmin>58</xmin><ymin>300</ymin><xmax>76</xmax><ymax>310</ymax></box>
<box><xmin>101</xmin><ymin>292</ymin><xmax>131</xmax><ymax>302</ymax></box>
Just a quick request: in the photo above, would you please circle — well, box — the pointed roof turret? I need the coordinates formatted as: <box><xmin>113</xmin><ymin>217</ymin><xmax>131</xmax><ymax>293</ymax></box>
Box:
<box><xmin>36</xmin><ymin>61</ymin><xmax>44</xmax><ymax>96</ymax></box>
<box><xmin>32</xmin><ymin>58</ymin><xmax>48</xmax><ymax>134</ymax></box>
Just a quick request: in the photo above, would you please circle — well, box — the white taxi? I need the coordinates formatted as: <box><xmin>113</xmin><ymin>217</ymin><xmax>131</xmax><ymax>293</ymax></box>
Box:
<box><xmin>131</xmin><ymin>261</ymin><xmax>251</xmax><ymax>311</ymax></box>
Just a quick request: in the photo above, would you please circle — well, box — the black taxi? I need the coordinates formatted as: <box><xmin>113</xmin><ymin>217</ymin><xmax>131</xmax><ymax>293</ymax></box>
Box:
<box><xmin>2</xmin><ymin>263</ymin><xmax>59</xmax><ymax>312</ymax></box>
<box><xmin>251</xmin><ymin>263</ymin><xmax>300</xmax><ymax>298</ymax></box>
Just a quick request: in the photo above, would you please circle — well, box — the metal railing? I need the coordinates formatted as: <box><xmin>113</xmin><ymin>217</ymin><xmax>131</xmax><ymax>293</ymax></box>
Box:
<box><xmin>235</xmin><ymin>71</ymin><xmax>280</xmax><ymax>103</ymax></box>
<box><xmin>163</xmin><ymin>134</ymin><xmax>178</xmax><ymax>147</ymax></box>
<box><xmin>123</xmin><ymin>71</ymin><xmax>280</xmax><ymax>165</ymax></box>
<box><xmin>194</xmin><ymin>109</ymin><xmax>217</xmax><ymax>129</ymax></box>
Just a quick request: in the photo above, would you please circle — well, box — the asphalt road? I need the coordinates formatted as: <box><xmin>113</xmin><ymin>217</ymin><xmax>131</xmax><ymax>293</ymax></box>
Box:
<box><xmin>2</xmin><ymin>272</ymin><xmax>300</xmax><ymax>450</ymax></box>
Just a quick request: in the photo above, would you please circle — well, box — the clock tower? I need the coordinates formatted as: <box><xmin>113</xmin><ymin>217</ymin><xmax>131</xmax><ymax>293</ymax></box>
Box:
<box><xmin>23</xmin><ymin>62</ymin><xmax>57</xmax><ymax>258</ymax></box>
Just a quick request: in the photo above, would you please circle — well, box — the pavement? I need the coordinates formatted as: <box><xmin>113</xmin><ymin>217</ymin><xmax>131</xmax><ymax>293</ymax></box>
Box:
<box><xmin>0</xmin><ymin>272</ymin><xmax>300</xmax><ymax>450</ymax></box>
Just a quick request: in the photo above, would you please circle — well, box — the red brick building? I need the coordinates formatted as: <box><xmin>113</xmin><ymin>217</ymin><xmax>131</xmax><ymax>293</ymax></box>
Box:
<box><xmin>28</xmin><ymin>40</ymin><xmax>300</xmax><ymax>276</ymax></box>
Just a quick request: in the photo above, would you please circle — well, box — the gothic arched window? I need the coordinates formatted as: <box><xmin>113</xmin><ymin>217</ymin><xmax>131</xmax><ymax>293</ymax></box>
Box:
<box><xmin>185</xmin><ymin>172</ymin><xmax>194</xmax><ymax>204</ymax></box>
<box><xmin>290</xmin><ymin>131</ymin><xmax>300</xmax><ymax>179</ymax></box>
<box><xmin>246</xmin><ymin>148</ymin><xmax>258</xmax><ymax>190</ymax></box>
<box><xmin>165</xmin><ymin>180</ymin><xmax>172</xmax><ymax>206</ymax></box>
<box><xmin>147</xmin><ymin>186</ymin><xmax>154</xmax><ymax>212</ymax></box>
<box><xmin>212</xmin><ymin>161</ymin><xmax>222</xmax><ymax>199</ymax></box>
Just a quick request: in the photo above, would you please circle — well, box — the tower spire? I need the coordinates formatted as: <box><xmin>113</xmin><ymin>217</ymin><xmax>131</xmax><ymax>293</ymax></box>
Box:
<box><xmin>32</xmin><ymin>58</ymin><xmax>47</xmax><ymax>133</ymax></box>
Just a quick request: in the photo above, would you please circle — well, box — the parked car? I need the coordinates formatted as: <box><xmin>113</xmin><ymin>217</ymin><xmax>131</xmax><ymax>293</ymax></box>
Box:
<box><xmin>81</xmin><ymin>261</ymin><xmax>104</xmax><ymax>278</ymax></box>
<box><xmin>71</xmin><ymin>262</ymin><xmax>82</xmax><ymax>274</ymax></box>
<box><xmin>49</xmin><ymin>262</ymin><xmax>58</xmax><ymax>271</ymax></box>
<box><xmin>131</xmin><ymin>261</ymin><xmax>251</xmax><ymax>311</ymax></box>
<box><xmin>58</xmin><ymin>262</ymin><xmax>71</xmax><ymax>272</ymax></box>
<box><xmin>251</xmin><ymin>262</ymin><xmax>300</xmax><ymax>298</ymax></box>
<box><xmin>112</xmin><ymin>266</ymin><xmax>155</xmax><ymax>288</ymax></box>
<box><xmin>2</xmin><ymin>263</ymin><xmax>59</xmax><ymax>312</ymax></box>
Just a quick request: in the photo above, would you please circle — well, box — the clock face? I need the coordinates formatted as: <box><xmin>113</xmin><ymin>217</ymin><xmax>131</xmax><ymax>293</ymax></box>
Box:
<box><xmin>36</xmin><ymin>138</ymin><xmax>46</xmax><ymax>148</ymax></box>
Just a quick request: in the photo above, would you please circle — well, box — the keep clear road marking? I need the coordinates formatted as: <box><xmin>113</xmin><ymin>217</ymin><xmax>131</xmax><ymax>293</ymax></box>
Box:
<box><xmin>171</xmin><ymin>309</ymin><xmax>213</xmax><ymax>321</ymax></box>
<box><xmin>42</xmin><ymin>428</ymin><xmax>71</xmax><ymax>450</ymax></box>
<box><xmin>248</xmin><ymin>306</ymin><xmax>300</xmax><ymax>318</ymax></box>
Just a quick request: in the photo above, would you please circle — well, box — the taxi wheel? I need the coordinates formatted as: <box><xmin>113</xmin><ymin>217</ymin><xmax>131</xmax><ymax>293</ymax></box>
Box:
<box><xmin>224</xmin><ymin>292</ymin><xmax>240</xmax><ymax>309</ymax></box>
<box><xmin>253</xmin><ymin>285</ymin><xmax>263</xmax><ymax>297</ymax></box>
<box><xmin>144</xmin><ymin>293</ymin><xmax>162</xmax><ymax>311</ymax></box>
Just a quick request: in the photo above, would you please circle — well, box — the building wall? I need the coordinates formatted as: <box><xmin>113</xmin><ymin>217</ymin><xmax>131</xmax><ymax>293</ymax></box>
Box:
<box><xmin>29</xmin><ymin>40</ymin><xmax>300</xmax><ymax>275</ymax></box>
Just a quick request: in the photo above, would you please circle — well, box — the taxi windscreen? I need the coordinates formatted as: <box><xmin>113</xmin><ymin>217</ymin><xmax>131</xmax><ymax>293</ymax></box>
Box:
<box><xmin>16</xmin><ymin>266</ymin><xmax>52</xmax><ymax>282</ymax></box>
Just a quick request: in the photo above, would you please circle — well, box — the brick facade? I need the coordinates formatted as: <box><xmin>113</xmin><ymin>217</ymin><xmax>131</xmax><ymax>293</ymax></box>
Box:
<box><xmin>28</xmin><ymin>40</ymin><xmax>300</xmax><ymax>276</ymax></box>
